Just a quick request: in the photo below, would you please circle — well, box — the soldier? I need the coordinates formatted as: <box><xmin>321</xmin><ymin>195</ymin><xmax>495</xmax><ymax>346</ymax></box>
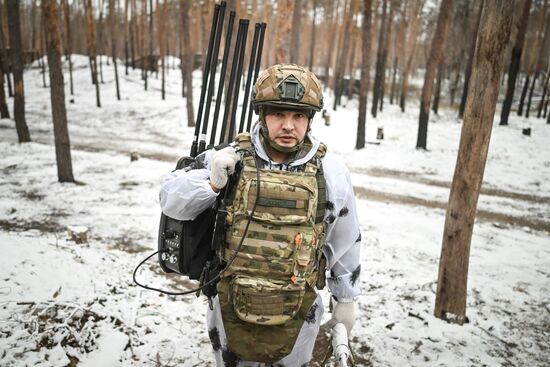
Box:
<box><xmin>160</xmin><ymin>64</ymin><xmax>361</xmax><ymax>366</ymax></box>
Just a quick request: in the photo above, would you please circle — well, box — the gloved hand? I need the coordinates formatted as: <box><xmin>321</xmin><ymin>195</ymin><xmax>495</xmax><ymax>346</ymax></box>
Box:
<box><xmin>209</xmin><ymin>146</ymin><xmax>239</xmax><ymax>191</ymax></box>
<box><xmin>325</xmin><ymin>299</ymin><xmax>355</xmax><ymax>336</ymax></box>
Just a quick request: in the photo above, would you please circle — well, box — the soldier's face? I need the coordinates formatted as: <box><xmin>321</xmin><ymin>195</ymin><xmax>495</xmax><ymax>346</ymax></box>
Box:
<box><xmin>265</xmin><ymin>110</ymin><xmax>309</xmax><ymax>148</ymax></box>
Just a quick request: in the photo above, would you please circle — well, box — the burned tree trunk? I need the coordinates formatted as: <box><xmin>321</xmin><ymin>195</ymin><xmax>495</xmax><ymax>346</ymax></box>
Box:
<box><xmin>42</xmin><ymin>0</ymin><xmax>75</xmax><ymax>182</ymax></box>
<box><xmin>109</xmin><ymin>0</ymin><xmax>121</xmax><ymax>100</ymax></box>
<box><xmin>84</xmin><ymin>0</ymin><xmax>101</xmax><ymax>107</ymax></box>
<box><xmin>434</xmin><ymin>0</ymin><xmax>514</xmax><ymax>325</ymax></box>
<box><xmin>416</xmin><ymin>0</ymin><xmax>453</xmax><ymax>149</ymax></box>
<box><xmin>357</xmin><ymin>0</ymin><xmax>372</xmax><ymax>150</ymax></box>
<box><xmin>7</xmin><ymin>0</ymin><xmax>31</xmax><ymax>143</ymax></box>
<box><xmin>181</xmin><ymin>0</ymin><xmax>194</xmax><ymax>127</ymax></box>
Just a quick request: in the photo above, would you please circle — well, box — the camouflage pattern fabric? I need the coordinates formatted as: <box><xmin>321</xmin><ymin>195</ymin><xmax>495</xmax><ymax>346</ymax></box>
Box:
<box><xmin>216</xmin><ymin>133</ymin><xmax>326</xmax><ymax>362</ymax></box>
<box><xmin>217</xmin><ymin>278</ymin><xmax>317</xmax><ymax>363</ymax></box>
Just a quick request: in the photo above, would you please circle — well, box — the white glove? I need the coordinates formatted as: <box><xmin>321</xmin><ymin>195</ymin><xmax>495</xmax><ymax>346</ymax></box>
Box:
<box><xmin>325</xmin><ymin>299</ymin><xmax>355</xmax><ymax>336</ymax></box>
<box><xmin>209</xmin><ymin>146</ymin><xmax>239</xmax><ymax>190</ymax></box>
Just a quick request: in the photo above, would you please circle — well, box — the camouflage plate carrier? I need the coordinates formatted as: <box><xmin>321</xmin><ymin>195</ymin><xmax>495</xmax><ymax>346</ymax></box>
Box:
<box><xmin>217</xmin><ymin>132</ymin><xmax>327</xmax><ymax>362</ymax></box>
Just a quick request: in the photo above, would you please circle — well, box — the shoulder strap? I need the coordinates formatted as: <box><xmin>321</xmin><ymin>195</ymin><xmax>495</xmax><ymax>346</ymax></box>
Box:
<box><xmin>313</xmin><ymin>143</ymin><xmax>327</xmax><ymax>224</ymax></box>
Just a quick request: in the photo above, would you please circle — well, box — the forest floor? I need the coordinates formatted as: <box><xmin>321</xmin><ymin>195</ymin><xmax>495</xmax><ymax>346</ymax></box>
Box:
<box><xmin>1</xmin><ymin>57</ymin><xmax>549</xmax><ymax>366</ymax></box>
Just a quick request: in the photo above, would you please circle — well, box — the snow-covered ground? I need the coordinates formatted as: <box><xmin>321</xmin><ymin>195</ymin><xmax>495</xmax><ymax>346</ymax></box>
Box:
<box><xmin>0</xmin><ymin>56</ymin><xmax>548</xmax><ymax>366</ymax></box>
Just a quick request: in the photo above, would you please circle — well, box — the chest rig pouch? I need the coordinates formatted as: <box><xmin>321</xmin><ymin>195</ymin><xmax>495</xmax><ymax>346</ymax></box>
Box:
<box><xmin>217</xmin><ymin>133</ymin><xmax>327</xmax><ymax>362</ymax></box>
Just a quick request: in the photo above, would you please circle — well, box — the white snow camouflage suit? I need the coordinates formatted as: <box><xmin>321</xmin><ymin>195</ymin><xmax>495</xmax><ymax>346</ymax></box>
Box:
<box><xmin>159</xmin><ymin>123</ymin><xmax>361</xmax><ymax>366</ymax></box>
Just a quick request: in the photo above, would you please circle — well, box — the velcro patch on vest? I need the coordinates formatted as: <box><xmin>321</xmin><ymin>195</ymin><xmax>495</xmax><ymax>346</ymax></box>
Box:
<box><xmin>257</xmin><ymin>196</ymin><xmax>301</xmax><ymax>209</ymax></box>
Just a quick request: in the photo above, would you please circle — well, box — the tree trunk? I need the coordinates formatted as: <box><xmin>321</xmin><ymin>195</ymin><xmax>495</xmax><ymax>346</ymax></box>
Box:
<box><xmin>400</xmin><ymin>0</ymin><xmax>423</xmax><ymax>113</ymax></box>
<box><xmin>371</xmin><ymin>0</ymin><xmax>387</xmax><ymax>116</ymax></box>
<box><xmin>346</xmin><ymin>24</ymin><xmax>358</xmax><ymax>100</ymax></box>
<box><xmin>124</xmin><ymin>0</ymin><xmax>129</xmax><ymax>74</ymax></box>
<box><xmin>458</xmin><ymin>0</ymin><xmax>483</xmax><ymax>119</ymax></box>
<box><xmin>62</xmin><ymin>0</ymin><xmax>74</xmax><ymax>96</ymax></box>
<box><xmin>537</xmin><ymin>65</ymin><xmax>550</xmax><ymax>118</ymax></box>
<box><xmin>42</xmin><ymin>0</ymin><xmax>75</xmax><ymax>183</ymax></box>
<box><xmin>161</xmin><ymin>0</ymin><xmax>167</xmax><ymax>100</ymax></box>
<box><xmin>526</xmin><ymin>10</ymin><xmax>549</xmax><ymax>118</ymax></box>
<box><xmin>357</xmin><ymin>0</ymin><xmax>372</xmax><ymax>150</ymax></box>
<box><xmin>432</xmin><ymin>61</ymin><xmax>443</xmax><ymax>115</ymax></box>
<box><xmin>517</xmin><ymin>0</ymin><xmax>546</xmax><ymax>117</ymax></box>
<box><xmin>98</xmin><ymin>1</ymin><xmax>105</xmax><ymax>84</ymax></box>
<box><xmin>289</xmin><ymin>0</ymin><xmax>302</xmax><ymax>63</ymax></box>
<box><xmin>434</xmin><ymin>0</ymin><xmax>515</xmax><ymax>325</ymax></box>
<box><xmin>333</xmin><ymin>0</ymin><xmax>358</xmax><ymax>110</ymax></box>
<box><xmin>0</xmin><ymin>5</ymin><xmax>13</xmax><ymax>100</ymax></box>
<box><xmin>0</xmin><ymin>68</ymin><xmax>8</xmax><ymax>118</ymax></box>
<box><xmin>109</xmin><ymin>0</ymin><xmax>121</xmax><ymax>100</ymax></box>
<box><xmin>308</xmin><ymin>0</ymin><xmax>318</xmax><ymax>71</ymax></box>
<box><xmin>84</xmin><ymin>0</ymin><xmax>101</xmax><ymax>107</ymax></box>
<box><xmin>7</xmin><ymin>0</ymin><xmax>31</xmax><ymax>143</ymax></box>
<box><xmin>323</xmin><ymin>0</ymin><xmax>337</xmax><ymax>87</ymax></box>
<box><xmin>499</xmin><ymin>0</ymin><xmax>531</xmax><ymax>124</ymax></box>
<box><xmin>181</xmin><ymin>0</ymin><xmax>195</xmax><ymax>127</ymax></box>
<box><xmin>275</xmin><ymin>0</ymin><xmax>293</xmax><ymax>64</ymax></box>
<box><xmin>141</xmin><ymin>0</ymin><xmax>147</xmax><ymax>87</ymax></box>
<box><xmin>416</xmin><ymin>0</ymin><xmax>453</xmax><ymax>149</ymax></box>
<box><xmin>517</xmin><ymin>74</ymin><xmax>530</xmax><ymax>116</ymax></box>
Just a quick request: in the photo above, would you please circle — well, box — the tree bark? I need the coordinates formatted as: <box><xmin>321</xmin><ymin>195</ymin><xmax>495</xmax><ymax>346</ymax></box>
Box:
<box><xmin>124</xmin><ymin>0</ymin><xmax>129</xmax><ymax>74</ymax></box>
<box><xmin>517</xmin><ymin>0</ymin><xmax>546</xmax><ymax>117</ymax></box>
<box><xmin>458</xmin><ymin>0</ymin><xmax>483</xmax><ymax>119</ymax></box>
<box><xmin>333</xmin><ymin>0</ymin><xmax>357</xmax><ymax>110</ymax></box>
<box><xmin>526</xmin><ymin>9</ymin><xmax>549</xmax><ymax>118</ymax></box>
<box><xmin>0</xmin><ymin>67</ymin><xmax>8</xmax><ymax>118</ymax></box>
<box><xmin>275</xmin><ymin>0</ymin><xmax>293</xmax><ymax>64</ymax></box>
<box><xmin>289</xmin><ymin>0</ymin><xmax>302</xmax><ymax>63</ymax></box>
<box><xmin>42</xmin><ymin>0</ymin><xmax>75</xmax><ymax>182</ymax></box>
<box><xmin>160</xmin><ymin>0</ymin><xmax>167</xmax><ymax>100</ymax></box>
<box><xmin>537</xmin><ymin>65</ymin><xmax>550</xmax><ymax>118</ymax></box>
<box><xmin>416</xmin><ymin>0</ymin><xmax>453</xmax><ymax>149</ymax></box>
<box><xmin>371</xmin><ymin>0</ymin><xmax>387</xmax><ymax>116</ymax></box>
<box><xmin>308</xmin><ymin>0</ymin><xmax>318</xmax><ymax>71</ymax></box>
<box><xmin>62</xmin><ymin>0</ymin><xmax>74</xmax><ymax>96</ymax></box>
<box><xmin>357</xmin><ymin>0</ymin><xmax>372</xmax><ymax>150</ymax></box>
<box><xmin>109</xmin><ymin>0</ymin><xmax>121</xmax><ymax>100</ymax></box>
<box><xmin>181</xmin><ymin>0</ymin><xmax>195</xmax><ymax>127</ymax></box>
<box><xmin>7</xmin><ymin>0</ymin><xmax>31</xmax><ymax>143</ymax></box>
<box><xmin>84</xmin><ymin>0</ymin><xmax>101</xmax><ymax>107</ymax></box>
<box><xmin>323</xmin><ymin>0</ymin><xmax>337</xmax><ymax>86</ymax></box>
<box><xmin>434</xmin><ymin>0</ymin><xmax>515</xmax><ymax>325</ymax></box>
<box><xmin>400</xmin><ymin>0</ymin><xmax>423</xmax><ymax>112</ymax></box>
<box><xmin>432</xmin><ymin>61</ymin><xmax>443</xmax><ymax>115</ymax></box>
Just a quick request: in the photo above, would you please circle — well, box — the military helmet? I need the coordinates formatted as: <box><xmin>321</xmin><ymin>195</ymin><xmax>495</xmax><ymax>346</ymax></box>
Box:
<box><xmin>251</xmin><ymin>64</ymin><xmax>324</xmax><ymax>114</ymax></box>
